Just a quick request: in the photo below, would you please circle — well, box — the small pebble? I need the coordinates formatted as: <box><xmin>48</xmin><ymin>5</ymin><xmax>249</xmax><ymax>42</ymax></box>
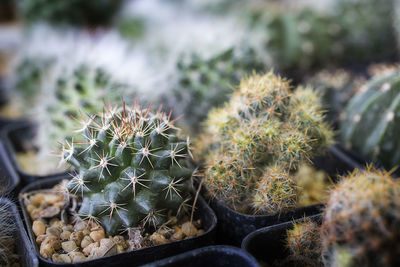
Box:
<box><xmin>36</xmin><ymin>234</ymin><xmax>47</xmax><ymax>245</ymax></box>
<box><xmin>70</xmin><ymin>231</ymin><xmax>84</xmax><ymax>246</ymax></box>
<box><xmin>69</xmin><ymin>251</ymin><xmax>87</xmax><ymax>262</ymax></box>
<box><xmin>181</xmin><ymin>222</ymin><xmax>198</xmax><ymax>237</ymax></box>
<box><xmin>60</xmin><ymin>231</ymin><xmax>72</xmax><ymax>241</ymax></box>
<box><xmin>83</xmin><ymin>242</ymin><xmax>99</xmax><ymax>256</ymax></box>
<box><xmin>81</xmin><ymin>236</ymin><xmax>93</xmax><ymax>249</ymax></box>
<box><xmin>32</xmin><ymin>220</ymin><xmax>46</xmax><ymax>237</ymax></box>
<box><xmin>46</xmin><ymin>226</ymin><xmax>62</xmax><ymax>238</ymax></box>
<box><xmin>90</xmin><ymin>228</ymin><xmax>105</xmax><ymax>242</ymax></box>
<box><xmin>74</xmin><ymin>221</ymin><xmax>88</xmax><ymax>232</ymax></box>
<box><xmin>61</xmin><ymin>241</ymin><xmax>77</xmax><ymax>253</ymax></box>
<box><xmin>52</xmin><ymin>253</ymin><xmax>72</xmax><ymax>263</ymax></box>
<box><xmin>150</xmin><ymin>232</ymin><xmax>168</xmax><ymax>245</ymax></box>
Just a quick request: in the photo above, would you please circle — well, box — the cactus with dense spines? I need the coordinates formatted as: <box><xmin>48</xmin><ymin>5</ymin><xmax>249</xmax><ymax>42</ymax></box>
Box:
<box><xmin>286</xmin><ymin>217</ymin><xmax>322</xmax><ymax>267</ymax></box>
<box><xmin>18</xmin><ymin>0</ymin><xmax>123</xmax><ymax>26</ymax></box>
<box><xmin>0</xmin><ymin>199</ymin><xmax>18</xmax><ymax>266</ymax></box>
<box><xmin>201</xmin><ymin>72</ymin><xmax>333</xmax><ymax>214</ymax></box>
<box><xmin>62</xmin><ymin>103</ymin><xmax>193</xmax><ymax>235</ymax></box>
<box><xmin>340</xmin><ymin>68</ymin><xmax>400</xmax><ymax>170</ymax></box>
<box><xmin>321</xmin><ymin>167</ymin><xmax>400</xmax><ymax>266</ymax></box>
<box><xmin>306</xmin><ymin>69</ymin><xmax>364</xmax><ymax>123</ymax></box>
<box><xmin>169</xmin><ymin>47</ymin><xmax>265</xmax><ymax>133</ymax></box>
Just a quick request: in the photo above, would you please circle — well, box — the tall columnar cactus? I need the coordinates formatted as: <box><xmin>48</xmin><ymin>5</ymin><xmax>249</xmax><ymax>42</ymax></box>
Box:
<box><xmin>321</xmin><ymin>167</ymin><xmax>400</xmax><ymax>266</ymax></box>
<box><xmin>62</xmin><ymin>103</ymin><xmax>193</xmax><ymax>235</ymax></box>
<box><xmin>200</xmin><ymin>72</ymin><xmax>333</xmax><ymax>214</ymax></box>
<box><xmin>340</xmin><ymin>68</ymin><xmax>400</xmax><ymax>170</ymax></box>
<box><xmin>306</xmin><ymin>69</ymin><xmax>364</xmax><ymax>123</ymax></box>
<box><xmin>169</xmin><ymin>47</ymin><xmax>265</xmax><ymax>133</ymax></box>
<box><xmin>18</xmin><ymin>0</ymin><xmax>123</xmax><ymax>26</ymax></box>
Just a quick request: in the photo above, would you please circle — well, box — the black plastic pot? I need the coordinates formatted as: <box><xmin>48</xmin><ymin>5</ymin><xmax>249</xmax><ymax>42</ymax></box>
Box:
<box><xmin>241</xmin><ymin>214</ymin><xmax>322</xmax><ymax>265</ymax></box>
<box><xmin>0</xmin><ymin>139</ymin><xmax>20</xmax><ymax>195</ymax></box>
<box><xmin>19</xmin><ymin>176</ymin><xmax>218</xmax><ymax>267</ymax></box>
<box><xmin>142</xmin><ymin>245</ymin><xmax>260</xmax><ymax>267</ymax></box>
<box><xmin>205</xmin><ymin>145</ymin><xmax>362</xmax><ymax>246</ymax></box>
<box><xmin>0</xmin><ymin>198</ymin><xmax>39</xmax><ymax>267</ymax></box>
<box><xmin>1</xmin><ymin>121</ymin><xmax>70</xmax><ymax>185</ymax></box>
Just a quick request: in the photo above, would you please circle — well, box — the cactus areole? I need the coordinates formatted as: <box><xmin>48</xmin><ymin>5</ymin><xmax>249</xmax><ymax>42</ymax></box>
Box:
<box><xmin>62</xmin><ymin>103</ymin><xmax>193</xmax><ymax>235</ymax></box>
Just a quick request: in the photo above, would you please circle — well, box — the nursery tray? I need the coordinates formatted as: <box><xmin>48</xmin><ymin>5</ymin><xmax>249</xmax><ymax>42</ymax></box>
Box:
<box><xmin>241</xmin><ymin>214</ymin><xmax>322</xmax><ymax>265</ymax></box>
<box><xmin>142</xmin><ymin>245</ymin><xmax>260</xmax><ymax>267</ymax></box>
<box><xmin>0</xmin><ymin>198</ymin><xmax>39</xmax><ymax>267</ymax></box>
<box><xmin>1</xmin><ymin>121</ymin><xmax>70</xmax><ymax>185</ymax></box>
<box><xmin>19</xmin><ymin>176</ymin><xmax>217</xmax><ymax>267</ymax></box>
<box><xmin>0</xmin><ymin>139</ymin><xmax>20</xmax><ymax>195</ymax></box>
<box><xmin>204</xmin><ymin>145</ymin><xmax>362</xmax><ymax>246</ymax></box>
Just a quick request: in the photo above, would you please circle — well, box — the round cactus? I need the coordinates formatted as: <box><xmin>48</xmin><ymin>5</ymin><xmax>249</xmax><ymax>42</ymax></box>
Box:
<box><xmin>62</xmin><ymin>102</ymin><xmax>194</xmax><ymax>235</ymax></box>
<box><xmin>200</xmin><ymin>72</ymin><xmax>333</xmax><ymax>214</ymax></box>
<box><xmin>340</xmin><ymin>68</ymin><xmax>400</xmax><ymax>170</ymax></box>
<box><xmin>18</xmin><ymin>0</ymin><xmax>123</xmax><ymax>26</ymax></box>
<box><xmin>286</xmin><ymin>217</ymin><xmax>322</xmax><ymax>267</ymax></box>
<box><xmin>321</xmin><ymin>167</ymin><xmax>400</xmax><ymax>266</ymax></box>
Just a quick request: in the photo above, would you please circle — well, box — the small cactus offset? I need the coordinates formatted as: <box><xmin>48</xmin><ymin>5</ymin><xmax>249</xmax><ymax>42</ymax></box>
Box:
<box><xmin>340</xmin><ymin>68</ymin><xmax>400</xmax><ymax>170</ymax></box>
<box><xmin>286</xmin><ymin>217</ymin><xmax>322</xmax><ymax>267</ymax></box>
<box><xmin>169</xmin><ymin>47</ymin><xmax>265</xmax><ymax>133</ymax></box>
<box><xmin>321</xmin><ymin>167</ymin><xmax>400</xmax><ymax>266</ymax></box>
<box><xmin>18</xmin><ymin>0</ymin><xmax>123</xmax><ymax>26</ymax></box>
<box><xmin>200</xmin><ymin>72</ymin><xmax>333</xmax><ymax>214</ymax></box>
<box><xmin>62</xmin><ymin>102</ymin><xmax>194</xmax><ymax>235</ymax></box>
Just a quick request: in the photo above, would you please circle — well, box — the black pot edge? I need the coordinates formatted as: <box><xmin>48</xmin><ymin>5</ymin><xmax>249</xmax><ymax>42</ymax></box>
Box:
<box><xmin>0</xmin><ymin>198</ymin><xmax>39</xmax><ymax>267</ymax></box>
<box><xmin>1</xmin><ymin>121</ymin><xmax>71</xmax><ymax>185</ymax></box>
<box><xmin>142</xmin><ymin>245</ymin><xmax>260</xmax><ymax>267</ymax></box>
<box><xmin>241</xmin><ymin>213</ymin><xmax>322</xmax><ymax>264</ymax></box>
<box><xmin>19</xmin><ymin>175</ymin><xmax>218</xmax><ymax>267</ymax></box>
<box><xmin>0</xmin><ymin>138</ymin><xmax>20</xmax><ymax>195</ymax></box>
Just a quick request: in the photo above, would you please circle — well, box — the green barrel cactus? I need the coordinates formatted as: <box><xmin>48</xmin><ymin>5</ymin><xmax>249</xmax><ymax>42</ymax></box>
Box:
<box><xmin>169</xmin><ymin>46</ymin><xmax>265</xmax><ymax>133</ymax></box>
<box><xmin>321</xmin><ymin>167</ymin><xmax>400</xmax><ymax>266</ymax></box>
<box><xmin>199</xmin><ymin>72</ymin><xmax>333</xmax><ymax>214</ymax></box>
<box><xmin>340</xmin><ymin>68</ymin><xmax>400</xmax><ymax>170</ymax></box>
<box><xmin>62</xmin><ymin>103</ymin><xmax>193</xmax><ymax>235</ymax></box>
<box><xmin>18</xmin><ymin>0</ymin><xmax>123</xmax><ymax>26</ymax></box>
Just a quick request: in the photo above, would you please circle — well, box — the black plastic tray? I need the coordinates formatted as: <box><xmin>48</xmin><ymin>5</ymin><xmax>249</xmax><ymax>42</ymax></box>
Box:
<box><xmin>19</xmin><ymin>176</ymin><xmax>217</xmax><ymax>267</ymax></box>
<box><xmin>1</xmin><ymin>121</ymin><xmax>70</xmax><ymax>185</ymax></box>
<box><xmin>204</xmin><ymin>145</ymin><xmax>362</xmax><ymax>246</ymax></box>
<box><xmin>241</xmin><ymin>214</ymin><xmax>322</xmax><ymax>265</ymax></box>
<box><xmin>0</xmin><ymin>139</ymin><xmax>20</xmax><ymax>195</ymax></box>
<box><xmin>142</xmin><ymin>245</ymin><xmax>260</xmax><ymax>267</ymax></box>
<box><xmin>0</xmin><ymin>198</ymin><xmax>39</xmax><ymax>267</ymax></box>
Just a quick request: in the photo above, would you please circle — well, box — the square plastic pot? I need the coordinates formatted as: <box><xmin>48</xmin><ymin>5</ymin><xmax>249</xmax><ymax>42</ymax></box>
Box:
<box><xmin>203</xmin><ymin>145</ymin><xmax>362</xmax><ymax>246</ymax></box>
<box><xmin>19</xmin><ymin>176</ymin><xmax>218</xmax><ymax>267</ymax></box>
<box><xmin>142</xmin><ymin>245</ymin><xmax>260</xmax><ymax>267</ymax></box>
<box><xmin>241</xmin><ymin>214</ymin><xmax>322</xmax><ymax>265</ymax></box>
<box><xmin>0</xmin><ymin>198</ymin><xmax>39</xmax><ymax>267</ymax></box>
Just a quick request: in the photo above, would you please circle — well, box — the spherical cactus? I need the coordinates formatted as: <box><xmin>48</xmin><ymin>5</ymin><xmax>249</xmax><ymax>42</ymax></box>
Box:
<box><xmin>305</xmin><ymin>69</ymin><xmax>364</xmax><ymax>124</ymax></box>
<box><xmin>200</xmin><ymin>72</ymin><xmax>333</xmax><ymax>214</ymax></box>
<box><xmin>18</xmin><ymin>0</ymin><xmax>123</xmax><ymax>26</ymax></box>
<box><xmin>340</xmin><ymin>68</ymin><xmax>400</xmax><ymax>170</ymax></box>
<box><xmin>286</xmin><ymin>217</ymin><xmax>322</xmax><ymax>267</ymax></box>
<box><xmin>62</xmin><ymin>102</ymin><xmax>194</xmax><ymax>235</ymax></box>
<box><xmin>321</xmin><ymin>167</ymin><xmax>400</xmax><ymax>266</ymax></box>
<box><xmin>169</xmin><ymin>46</ymin><xmax>265</xmax><ymax>133</ymax></box>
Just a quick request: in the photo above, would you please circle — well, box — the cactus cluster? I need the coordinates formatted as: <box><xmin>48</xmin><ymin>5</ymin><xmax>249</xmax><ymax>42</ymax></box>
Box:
<box><xmin>321</xmin><ymin>167</ymin><xmax>400</xmax><ymax>266</ymax></box>
<box><xmin>18</xmin><ymin>0</ymin><xmax>123</xmax><ymax>26</ymax></box>
<box><xmin>200</xmin><ymin>72</ymin><xmax>333</xmax><ymax>214</ymax></box>
<box><xmin>169</xmin><ymin>46</ymin><xmax>265</xmax><ymax>133</ymax></box>
<box><xmin>341</xmin><ymin>68</ymin><xmax>400</xmax><ymax>170</ymax></box>
<box><xmin>62</xmin><ymin>102</ymin><xmax>194</xmax><ymax>235</ymax></box>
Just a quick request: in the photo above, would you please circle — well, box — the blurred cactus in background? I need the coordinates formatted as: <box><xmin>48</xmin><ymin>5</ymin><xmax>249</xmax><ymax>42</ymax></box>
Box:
<box><xmin>18</xmin><ymin>0</ymin><xmax>123</xmax><ymax>26</ymax></box>
<box><xmin>199</xmin><ymin>72</ymin><xmax>333</xmax><ymax>214</ymax></box>
<box><xmin>0</xmin><ymin>199</ymin><xmax>18</xmax><ymax>266</ymax></box>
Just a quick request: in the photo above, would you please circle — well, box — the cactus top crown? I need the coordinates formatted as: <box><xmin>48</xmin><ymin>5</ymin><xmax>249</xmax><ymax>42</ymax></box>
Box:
<box><xmin>62</xmin><ymin>102</ymin><xmax>193</xmax><ymax>235</ymax></box>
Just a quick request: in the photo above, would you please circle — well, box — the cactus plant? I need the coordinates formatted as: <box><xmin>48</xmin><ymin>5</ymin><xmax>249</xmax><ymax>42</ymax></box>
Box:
<box><xmin>321</xmin><ymin>167</ymin><xmax>400</xmax><ymax>266</ymax></box>
<box><xmin>200</xmin><ymin>72</ymin><xmax>333</xmax><ymax>214</ymax></box>
<box><xmin>305</xmin><ymin>69</ymin><xmax>364</xmax><ymax>123</ymax></box>
<box><xmin>340</xmin><ymin>68</ymin><xmax>400</xmax><ymax>170</ymax></box>
<box><xmin>18</xmin><ymin>0</ymin><xmax>123</xmax><ymax>26</ymax></box>
<box><xmin>286</xmin><ymin>217</ymin><xmax>322</xmax><ymax>267</ymax></box>
<box><xmin>0</xmin><ymin>199</ymin><xmax>18</xmax><ymax>266</ymax></box>
<box><xmin>62</xmin><ymin>102</ymin><xmax>194</xmax><ymax>235</ymax></box>
<box><xmin>169</xmin><ymin>46</ymin><xmax>265</xmax><ymax>133</ymax></box>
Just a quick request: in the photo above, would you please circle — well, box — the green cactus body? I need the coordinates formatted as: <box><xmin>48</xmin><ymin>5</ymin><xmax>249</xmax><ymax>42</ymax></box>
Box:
<box><xmin>63</xmin><ymin>103</ymin><xmax>193</xmax><ymax>235</ymax></box>
<box><xmin>171</xmin><ymin>47</ymin><xmax>265</xmax><ymax>133</ymax></box>
<box><xmin>341</xmin><ymin>69</ymin><xmax>400</xmax><ymax>169</ymax></box>
<box><xmin>200</xmin><ymin>72</ymin><xmax>333</xmax><ymax>214</ymax></box>
<box><xmin>321</xmin><ymin>167</ymin><xmax>400</xmax><ymax>266</ymax></box>
<box><xmin>19</xmin><ymin>0</ymin><xmax>122</xmax><ymax>26</ymax></box>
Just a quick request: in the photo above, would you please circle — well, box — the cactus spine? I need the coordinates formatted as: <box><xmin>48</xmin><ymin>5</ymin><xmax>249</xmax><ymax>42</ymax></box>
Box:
<box><xmin>341</xmin><ymin>68</ymin><xmax>400</xmax><ymax>170</ymax></box>
<box><xmin>62</xmin><ymin>102</ymin><xmax>193</xmax><ymax>235</ymax></box>
<box><xmin>321</xmin><ymin>167</ymin><xmax>400</xmax><ymax>266</ymax></box>
<box><xmin>200</xmin><ymin>72</ymin><xmax>333</xmax><ymax>214</ymax></box>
